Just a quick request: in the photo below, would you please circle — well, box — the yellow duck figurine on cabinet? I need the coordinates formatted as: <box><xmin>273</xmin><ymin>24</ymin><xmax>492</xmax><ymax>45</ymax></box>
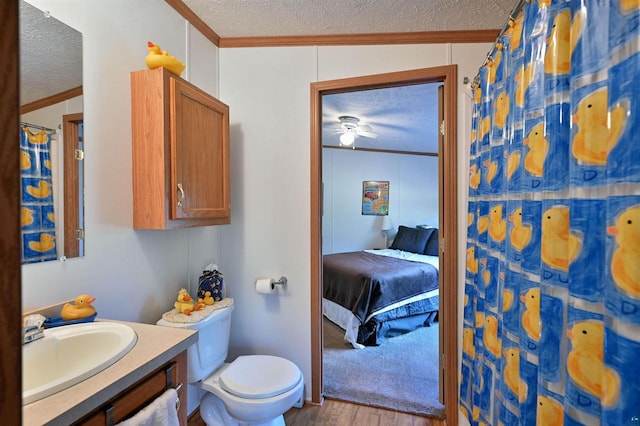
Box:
<box><xmin>145</xmin><ymin>41</ymin><xmax>185</xmax><ymax>76</ymax></box>
<box><xmin>61</xmin><ymin>294</ymin><xmax>96</xmax><ymax>321</ymax></box>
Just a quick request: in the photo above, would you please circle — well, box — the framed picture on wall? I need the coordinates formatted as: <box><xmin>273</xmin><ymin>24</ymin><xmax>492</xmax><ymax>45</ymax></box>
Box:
<box><xmin>362</xmin><ymin>181</ymin><xmax>389</xmax><ymax>216</ymax></box>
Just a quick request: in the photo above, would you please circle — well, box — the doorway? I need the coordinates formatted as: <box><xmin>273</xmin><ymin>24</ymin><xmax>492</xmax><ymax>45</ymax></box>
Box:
<box><xmin>310</xmin><ymin>65</ymin><xmax>459</xmax><ymax>424</ymax></box>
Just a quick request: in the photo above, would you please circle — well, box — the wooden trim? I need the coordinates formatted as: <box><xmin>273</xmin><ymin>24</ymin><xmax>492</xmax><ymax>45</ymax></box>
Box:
<box><xmin>63</xmin><ymin>113</ymin><xmax>83</xmax><ymax>259</ymax></box>
<box><xmin>1</xmin><ymin>0</ymin><xmax>23</xmax><ymax>424</ymax></box>
<box><xmin>20</xmin><ymin>86</ymin><xmax>83</xmax><ymax>114</ymax></box>
<box><xmin>164</xmin><ymin>0</ymin><xmax>221</xmax><ymax>46</ymax></box>
<box><xmin>321</xmin><ymin>145</ymin><xmax>438</xmax><ymax>157</ymax></box>
<box><xmin>221</xmin><ymin>29</ymin><xmax>499</xmax><ymax>48</ymax></box>
<box><xmin>162</xmin><ymin>0</ymin><xmax>497</xmax><ymax>49</ymax></box>
<box><xmin>310</xmin><ymin>66</ymin><xmax>458</xmax><ymax>426</ymax></box>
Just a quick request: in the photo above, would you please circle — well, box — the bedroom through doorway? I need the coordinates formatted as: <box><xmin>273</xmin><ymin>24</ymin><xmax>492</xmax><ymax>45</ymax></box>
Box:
<box><xmin>310</xmin><ymin>65</ymin><xmax>459</xmax><ymax>424</ymax></box>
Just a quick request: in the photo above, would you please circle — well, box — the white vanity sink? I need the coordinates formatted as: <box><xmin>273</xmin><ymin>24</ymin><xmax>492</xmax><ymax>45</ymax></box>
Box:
<box><xmin>22</xmin><ymin>321</ymin><xmax>137</xmax><ymax>405</ymax></box>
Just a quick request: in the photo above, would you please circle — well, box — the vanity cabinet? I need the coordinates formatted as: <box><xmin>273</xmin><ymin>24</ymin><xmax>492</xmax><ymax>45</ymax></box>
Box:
<box><xmin>74</xmin><ymin>351</ymin><xmax>187</xmax><ymax>425</ymax></box>
<box><xmin>131</xmin><ymin>68</ymin><xmax>230</xmax><ymax>229</ymax></box>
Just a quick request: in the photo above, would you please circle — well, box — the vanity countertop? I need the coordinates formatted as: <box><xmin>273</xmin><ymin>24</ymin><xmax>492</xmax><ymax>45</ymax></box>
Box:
<box><xmin>22</xmin><ymin>319</ymin><xmax>197</xmax><ymax>425</ymax></box>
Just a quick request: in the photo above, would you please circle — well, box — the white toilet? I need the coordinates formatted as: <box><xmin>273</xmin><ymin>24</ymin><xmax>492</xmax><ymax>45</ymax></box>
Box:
<box><xmin>157</xmin><ymin>301</ymin><xmax>303</xmax><ymax>426</ymax></box>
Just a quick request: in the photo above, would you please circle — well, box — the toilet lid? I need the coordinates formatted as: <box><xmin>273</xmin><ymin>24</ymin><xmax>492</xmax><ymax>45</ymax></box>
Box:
<box><xmin>219</xmin><ymin>355</ymin><xmax>301</xmax><ymax>399</ymax></box>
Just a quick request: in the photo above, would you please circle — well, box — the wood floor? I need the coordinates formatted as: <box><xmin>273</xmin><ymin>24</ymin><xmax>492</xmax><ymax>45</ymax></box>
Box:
<box><xmin>188</xmin><ymin>398</ymin><xmax>446</xmax><ymax>425</ymax></box>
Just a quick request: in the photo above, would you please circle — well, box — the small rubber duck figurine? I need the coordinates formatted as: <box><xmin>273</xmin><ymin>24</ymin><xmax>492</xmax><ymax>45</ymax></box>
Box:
<box><xmin>61</xmin><ymin>294</ymin><xmax>96</xmax><ymax>321</ymax></box>
<box><xmin>145</xmin><ymin>41</ymin><xmax>185</xmax><ymax>76</ymax></box>
<box><xmin>174</xmin><ymin>288</ymin><xmax>202</xmax><ymax>315</ymax></box>
<box><xmin>198</xmin><ymin>291</ymin><xmax>215</xmax><ymax>306</ymax></box>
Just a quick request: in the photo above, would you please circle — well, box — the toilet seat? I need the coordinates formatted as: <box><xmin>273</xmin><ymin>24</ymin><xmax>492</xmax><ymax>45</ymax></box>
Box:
<box><xmin>218</xmin><ymin>355</ymin><xmax>301</xmax><ymax>399</ymax></box>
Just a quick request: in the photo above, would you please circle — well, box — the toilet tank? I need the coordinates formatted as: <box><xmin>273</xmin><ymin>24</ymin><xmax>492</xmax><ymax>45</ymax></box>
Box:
<box><xmin>157</xmin><ymin>303</ymin><xmax>233</xmax><ymax>383</ymax></box>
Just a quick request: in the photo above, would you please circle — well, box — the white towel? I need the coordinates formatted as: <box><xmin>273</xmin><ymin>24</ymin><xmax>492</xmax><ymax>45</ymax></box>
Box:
<box><xmin>116</xmin><ymin>388</ymin><xmax>179</xmax><ymax>426</ymax></box>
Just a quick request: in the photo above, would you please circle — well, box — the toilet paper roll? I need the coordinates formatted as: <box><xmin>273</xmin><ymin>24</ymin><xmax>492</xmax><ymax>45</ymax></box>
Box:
<box><xmin>256</xmin><ymin>278</ymin><xmax>276</xmax><ymax>294</ymax></box>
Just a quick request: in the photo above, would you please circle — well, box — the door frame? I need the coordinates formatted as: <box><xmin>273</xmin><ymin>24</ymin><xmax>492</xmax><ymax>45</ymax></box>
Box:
<box><xmin>310</xmin><ymin>65</ymin><xmax>459</xmax><ymax>425</ymax></box>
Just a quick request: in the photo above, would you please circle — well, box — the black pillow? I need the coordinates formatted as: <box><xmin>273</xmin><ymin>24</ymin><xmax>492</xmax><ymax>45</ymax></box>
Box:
<box><xmin>390</xmin><ymin>226</ymin><xmax>434</xmax><ymax>254</ymax></box>
<box><xmin>423</xmin><ymin>228</ymin><xmax>439</xmax><ymax>256</ymax></box>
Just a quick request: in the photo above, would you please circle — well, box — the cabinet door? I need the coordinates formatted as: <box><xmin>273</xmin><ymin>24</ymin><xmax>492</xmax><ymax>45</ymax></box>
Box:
<box><xmin>169</xmin><ymin>78</ymin><xmax>230</xmax><ymax>222</ymax></box>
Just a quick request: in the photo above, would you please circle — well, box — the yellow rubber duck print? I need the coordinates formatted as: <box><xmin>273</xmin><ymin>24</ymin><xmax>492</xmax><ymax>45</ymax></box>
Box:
<box><xmin>463</xmin><ymin>327</ymin><xmax>476</xmax><ymax>358</ymax></box>
<box><xmin>539</xmin><ymin>0</ymin><xmax>552</xmax><ymax>7</ymax></box>
<box><xmin>466</xmin><ymin>246</ymin><xmax>479</xmax><ymax>274</ymax></box>
<box><xmin>474</xmin><ymin>86</ymin><xmax>482</xmax><ymax>105</ymax></box>
<box><xmin>541</xmin><ymin>206</ymin><xmax>583</xmax><ymax>271</ymax></box>
<box><xmin>621</xmin><ymin>0</ymin><xmax>640</xmax><ymax>12</ymax></box>
<box><xmin>26</xmin><ymin>180</ymin><xmax>52</xmax><ymax>199</ymax></box>
<box><xmin>488</xmin><ymin>50</ymin><xmax>502</xmax><ymax>84</ymax></box>
<box><xmin>507</xmin><ymin>15</ymin><xmax>524</xmax><ymax>52</ymax></box>
<box><xmin>47</xmin><ymin>212</ymin><xmax>55</xmax><ymax>223</ymax></box>
<box><xmin>489</xmin><ymin>205</ymin><xmax>507</xmax><ymax>242</ymax></box>
<box><xmin>567</xmin><ymin>320</ymin><xmax>620</xmax><ymax>407</ymax></box>
<box><xmin>20</xmin><ymin>150</ymin><xmax>31</xmax><ymax>170</ymax></box>
<box><xmin>23</xmin><ymin>128</ymin><xmax>49</xmax><ymax>144</ymax></box>
<box><xmin>503</xmin><ymin>347</ymin><xmax>528</xmax><ymax>402</ymax></box>
<box><xmin>479</xmin><ymin>117</ymin><xmax>491</xmax><ymax>140</ymax></box>
<box><xmin>483</xmin><ymin>315</ymin><xmax>502</xmax><ymax>358</ymax></box>
<box><xmin>521</xmin><ymin>288</ymin><xmax>541</xmax><ymax>341</ymax></box>
<box><xmin>470</xmin><ymin>164</ymin><xmax>481</xmax><ymax>190</ymax></box>
<box><xmin>480</xmin><ymin>259</ymin><xmax>491</xmax><ymax>285</ymax></box>
<box><xmin>515</xmin><ymin>63</ymin><xmax>534</xmax><ymax>107</ymax></box>
<box><xmin>572</xmin><ymin>89</ymin><xmax>627</xmax><ymax>165</ymax></box>
<box><xmin>494</xmin><ymin>90</ymin><xmax>510</xmax><ymax>128</ymax></box>
<box><xmin>477</xmin><ymin>213</ymin><xmax>489</xmax><ymax>235</ymax></box>
<box><xmin>28</xmin><ymin>233</ymin><xmax>55</xmax><ymax>253</ymax></box>
<box><xmin>505</xmin><ymin>150</ymin><xmax>521</xmax><ymax>181</ymax></box>
<box><xmin>607</xmin><ymin>205</ymin><xmax>640</xmax><ymax>298</ymax></box>
<box><xmin>468</xmin><ymin>212</ymin><xmax>475</xmax><ymax>227</ymax></box>
<box><xmin>509</xmin><ymin>207</ymin><xmax>532</xmax><ymax>251</ymax></box>
<box><xmin>44</xmin><ymin>159</ymin><xmax>52</xmax><ymax>171</ymax></box>
<box><xmin>544</xmin><ymin>9</ymin><xmax>583</xmax><ymax>75</ymax></box>
<box><xmin>21</xmin><ymin>207</ymin><xmax>35</xmax><ymax>227</ymax></box>
<box><xmin>483</xmin><ymin>159</ymin><xmax>499</xmax><ymax>185</ymax></box>
<box><xmin>470</xmin><ymin>130</ymin><xmax>477</xmax><ymax>145</ymax></box>
<box><xmin>476</xmin><ymin>311</ymin><xmax>485</xmax><ymax>328</ymax></box>
<box><xmin>537</xmin><ymin>395</ymin><xmax>564</xmax><ymax>426</ymax></box>
<box><xmin>524</xmin><ymin>123</ymin><xmax>548</xmax><ymax>177</ymax></box>
<box><xmin>503</xmin><ymin>287</ymin><xmax>514</xmax><ymax>312</ymax></box>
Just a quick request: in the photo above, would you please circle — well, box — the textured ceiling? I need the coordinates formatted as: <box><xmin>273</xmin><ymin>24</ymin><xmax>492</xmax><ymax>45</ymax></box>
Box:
<box><xmin>184</xmin><ymin>0</ymin><xmax>515</xmax><ymax>37</ymax></box>
<box><xmin>20</xmin><ymin>0</ymin><xmax>82</xmax><ymax>106</ymax></box>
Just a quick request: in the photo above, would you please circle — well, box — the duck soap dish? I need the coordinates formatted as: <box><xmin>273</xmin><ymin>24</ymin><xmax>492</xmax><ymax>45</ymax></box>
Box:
<box><xmin>44</xmin><ymin>294</ymin><xmax>98</xmax><ymax>328</ymax></box>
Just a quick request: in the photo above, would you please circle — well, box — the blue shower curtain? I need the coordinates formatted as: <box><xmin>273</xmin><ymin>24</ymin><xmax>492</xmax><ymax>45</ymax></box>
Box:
<box><xmin>21</xmin><ymin>127</ymin><xmax>57</xmax><ymax>263</ymax></box>
<box><xmin>459</xmin><ymin>0</ymin><xmax>640</xmax><ymax>424</ymax></box>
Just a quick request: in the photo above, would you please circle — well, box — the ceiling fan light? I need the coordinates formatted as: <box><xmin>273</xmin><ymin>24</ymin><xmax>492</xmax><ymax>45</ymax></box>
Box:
<box><xmin>340</xmin><ymin>132</ymin><xmax>355</xmax><ymax>146</ymax></box>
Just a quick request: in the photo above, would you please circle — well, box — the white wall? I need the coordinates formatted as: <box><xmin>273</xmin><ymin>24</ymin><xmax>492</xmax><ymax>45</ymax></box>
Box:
<box><xmin>322</xmin><ymin>148</ymin><xmax>438</xmax><ymax>254</ymax></box>
<box><xmin>21</xmin><ymin>0</ymin><xmax>221</xmax><ymax>325</ymax></box>
<box><xmin>219</xmin><ymin>43</ymin><xmax>491</xmax><ymax>404</ymax></box>
<box><xmin>19</xmin><ymin>3</ymin><xmax>491</xmax><ymax>411</ymax></box>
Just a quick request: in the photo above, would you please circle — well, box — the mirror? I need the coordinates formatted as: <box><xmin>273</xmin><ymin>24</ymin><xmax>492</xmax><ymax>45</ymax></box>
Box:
<box><xmin>19</xmin><ymin>0</ymin><xmax>84</xmax><ymax>263</ymax></box>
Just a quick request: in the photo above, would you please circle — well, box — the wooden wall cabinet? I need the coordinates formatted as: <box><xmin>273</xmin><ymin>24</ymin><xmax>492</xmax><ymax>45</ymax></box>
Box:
<box><xmin>74</xmin><ymin>351</ymin><xmax>188</xmax><ymax>425</ymax></box>
<box><xmin>131</xmin><ymin>68</ymin><xmax>230</xmax><ymax>229</ymax></box>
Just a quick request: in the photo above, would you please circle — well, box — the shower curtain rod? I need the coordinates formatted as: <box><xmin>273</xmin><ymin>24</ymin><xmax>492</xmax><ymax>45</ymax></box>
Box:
<box><xmin>472</xmin><ymin>0</ymin><xmax>526</xmax><ymax>87</ymax></box>
<box><xmin>20</xmin><ymin>121</ymin><xmax>57</xmax><ymax>133</ymax></box>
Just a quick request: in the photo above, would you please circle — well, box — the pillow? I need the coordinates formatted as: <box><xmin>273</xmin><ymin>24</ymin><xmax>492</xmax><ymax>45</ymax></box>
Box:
<box><xmin>390</xmin><ymin>225</ymin><xmax>434</xmax><ymax>254</ymax></box>
<box><xmin>423</xmin><ymin>228</ymin><xmax>439</xmax><ymax>256</ymax></box>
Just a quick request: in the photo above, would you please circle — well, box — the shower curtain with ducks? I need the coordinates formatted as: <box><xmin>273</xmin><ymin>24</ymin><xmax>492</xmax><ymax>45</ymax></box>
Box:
<box><xmin>459</xmin><ymin>0</ymin><xmax>640</xmax><ymax>424</ymax></box>
<box><xmin>21</xmin><ymin>127</ymin><xmax>57</xmax><ymax>263</ymax></box>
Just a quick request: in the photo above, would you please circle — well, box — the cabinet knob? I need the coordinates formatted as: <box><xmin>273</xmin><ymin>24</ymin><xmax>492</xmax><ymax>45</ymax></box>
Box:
<box><xmin>177</xmin><ymin>183</ymin><xmax>185</xmax><ymax>207</ymax></box>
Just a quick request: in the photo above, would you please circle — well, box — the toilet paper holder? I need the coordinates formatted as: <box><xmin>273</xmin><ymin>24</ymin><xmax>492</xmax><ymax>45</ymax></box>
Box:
<box><xmin>273</xmin><ymin>276</ymin><xmax>287</xmax><ymax>287</ymax></box>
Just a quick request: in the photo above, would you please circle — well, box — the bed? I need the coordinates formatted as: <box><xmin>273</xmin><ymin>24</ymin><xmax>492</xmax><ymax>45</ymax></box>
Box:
<box><xmin>323</xmin><ymin>225</ymin><xmax>440</xmax><ymax>348</ymax></box>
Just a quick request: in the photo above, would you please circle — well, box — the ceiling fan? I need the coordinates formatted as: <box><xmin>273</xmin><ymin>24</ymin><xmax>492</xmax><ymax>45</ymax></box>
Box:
<box><xmin>328</xmin><ymin>115</ymin><xmax>378</xmax><ymax>146</ymax></box>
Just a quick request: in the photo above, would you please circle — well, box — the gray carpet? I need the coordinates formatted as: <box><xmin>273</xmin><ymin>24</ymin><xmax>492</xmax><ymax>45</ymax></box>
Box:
<box><xmin>322</xmin><ymin>317</ymin><xmax>445</xmax><ymax>419</ymax></box>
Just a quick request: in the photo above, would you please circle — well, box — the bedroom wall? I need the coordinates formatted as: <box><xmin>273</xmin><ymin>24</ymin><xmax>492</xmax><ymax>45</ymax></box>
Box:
<box><xmin>21</xmin><ymin>0</ymin><xmax>221</xmax><ymax>324</ymax></box>
<box><xmin>322</xmin><ymin>148</ymin><xmax>438</xmax><ymax>254</ymax></box>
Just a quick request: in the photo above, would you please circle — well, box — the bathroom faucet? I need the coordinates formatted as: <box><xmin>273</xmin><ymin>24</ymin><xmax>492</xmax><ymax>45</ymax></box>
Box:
<box><xmin>22</xmin><ymin>324</ymin><xmax>44</xmax><ymax>344</ymax></box>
